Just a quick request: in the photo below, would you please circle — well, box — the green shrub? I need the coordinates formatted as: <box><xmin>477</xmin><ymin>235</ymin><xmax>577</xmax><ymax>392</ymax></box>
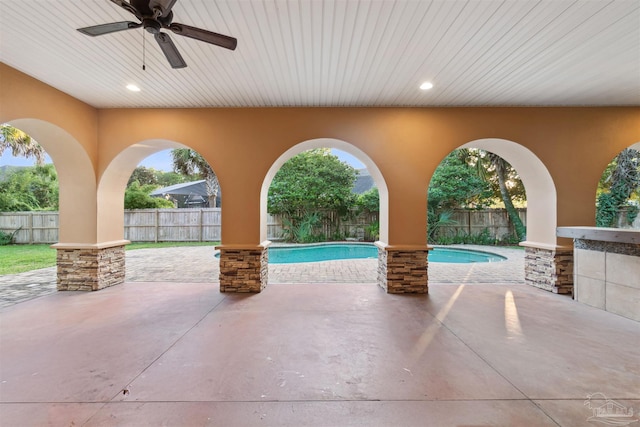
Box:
<box><xmin>281</xmin><ymin>212</ymin><xmax>324</xmax><ymax>243</ymax></box>
<box><xmin>356</xmin><ymin>188</ymin><xmax>379</xmax><ymax>214</ymax></box>
<box><xmin>626</xmin><ymin>205</ymin><xmax>639</xmax><ymax>225</ymax></box>
<box><xmin>0</xmin><ymin>228</ymin><xmax>21</xmax><ymax>245</ymax></box>
<box><xmin>124</xmin><ymin>182</ymin><xmax>175</xmax><ymax>209</ymax></box>
<box><xmin>432</xmin><ymin>228</ymin><xmax>518</xmax><ymax>246</ymax></box>
<box><xmin>365</xmin><ymin>221</ymin><xmax>379</xmax><ymax>241</ymax></box>
<box><xmin>427</xmin><ymin>209</ymin><xmax>457</xmax><ymax>243</ymax></box>
<box><xmin>596</xmin><ymin>193</ymin><xmax>619</xmax><ymax>227</ymax></box>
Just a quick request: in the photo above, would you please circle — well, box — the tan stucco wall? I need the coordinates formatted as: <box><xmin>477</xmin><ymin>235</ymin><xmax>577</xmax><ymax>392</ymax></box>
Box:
<box><xmin>2</xmin><ymin>63</ymin><xmax>639</xmax><ymax>247</ymax></box>
<box><xmin>0</xmin><ymin>63</ymin><xmax>98</xmax><ymax>164</ymax></box>
<box><xmin>0</xmin><ymin>63</ymin><xmax>100</xmax><ymax>243</ymax></box>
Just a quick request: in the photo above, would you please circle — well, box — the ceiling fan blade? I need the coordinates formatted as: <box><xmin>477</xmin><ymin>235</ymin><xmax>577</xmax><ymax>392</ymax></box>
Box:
<box><xmin>154</xmin><ymin>32</ymin><xmax>187</xmax><ymax>69</ymax></box>
<box><xmin>77</xmin><ymin>21</ymin><xmax>141</xmax><ymax>36</ymax></box>
<box><xmin>109</xmin><ymin>0</ymin><xmax>141</xmax><ymax>19</ymax></box>
<box><xmin>150</xmin><ymin>0</ymin><xmax>178</xmax><ymax>17</ymax></box>
<box><xmin>169</xmin><ymin>23</ymin><xmax>237</xmax><ymax>50</ymax></box>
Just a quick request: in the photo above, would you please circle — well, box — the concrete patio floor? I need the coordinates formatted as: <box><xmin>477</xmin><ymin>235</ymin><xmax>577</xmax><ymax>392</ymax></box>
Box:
<box><xmin>1</xmin><ymin>246</ymin><xmax>638</xmax><ymax>426</ymax></box>
<box><xmin>0</xmin><ymin>245</ymin><xmax>524</xmax><ymax>309</ymax></box>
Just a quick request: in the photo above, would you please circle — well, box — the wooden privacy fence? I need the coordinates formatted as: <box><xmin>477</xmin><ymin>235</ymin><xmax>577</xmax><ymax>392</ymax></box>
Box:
<box><xmin>2</xmin><ymin>208</ymin><xmax>537</xmax><ymax>244</ymax></box>
<box><xmin>266</xmin><ymin>210</ymin><xmax>379</xmax><ymax>241</ymax></box>
<box><xmin>0</xmin><ymin>211</ymin><xmax>59</xmax><ymax>244</ymax></box>
<box><xmin>436</xmin><ymin>209</ymin><xmax>527</xmax><ymax>239</ymax></box>
<box><xmin>0</xmin><ymin>209</ymin><xmax>224</xmax><ymax>244</ymax></box>
<box><xmin>124</xmin><ymin>209</ymin><xmax>221</xmax><ymax>242</ymax></box>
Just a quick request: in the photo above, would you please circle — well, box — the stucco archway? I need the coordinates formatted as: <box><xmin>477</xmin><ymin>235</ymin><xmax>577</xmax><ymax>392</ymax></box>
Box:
<box><xmin>6</xmin><ymin>119</ymin><xmax>96</xmax><ymax>244</ymax></box>
<box><xmin>259</xmin><ymin>138</ymin><xmax>389</xmax><ymax>244</ymax></box>
<box><xmin>459</xmin><ymin>138</ymin><xmax>557</xmax><ymax>248</ymax></box>
<box><xmin>96</xmin><ymin>139</ymin><xmax>194</xmax><ymax>243</ymax></box>
<box><xmin>457</xmin><ymin>138</ymin><xmax>571</xmax><ymax>293</ymax></box>
<box><xmin>93</xmin><ymin>140</ymin><xmax>222</xmax><ymax>286</ymax></box>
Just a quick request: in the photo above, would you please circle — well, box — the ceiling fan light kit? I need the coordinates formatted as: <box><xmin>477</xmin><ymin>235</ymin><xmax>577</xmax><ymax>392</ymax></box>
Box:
<box><xmin>77</xmin><ymin>0</ymin><xmax>237</xmax><ymax>69</ymax></box>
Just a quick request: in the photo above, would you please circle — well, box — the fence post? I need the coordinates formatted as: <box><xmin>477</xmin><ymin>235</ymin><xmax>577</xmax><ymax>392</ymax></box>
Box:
<box><xmin>199</xmin><ymin>209</ymin><xmax>203</xmax><ymax>242</ymax></box>
<box><xmin>155</xmin><ymin>209</ymin><xmax>159</xmax><ymax>243</ymax></box>
<box><xmin>28</xmin><ymin>212</ymin><xmax>33</xmax><ymax>244</ymax></box>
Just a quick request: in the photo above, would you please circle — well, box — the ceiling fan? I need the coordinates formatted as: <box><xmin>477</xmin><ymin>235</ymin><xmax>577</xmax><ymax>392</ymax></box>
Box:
<box><xmin>77</xmin><ymin>0</ymin><xmax>237</xmax><ymax>69</ymax></box>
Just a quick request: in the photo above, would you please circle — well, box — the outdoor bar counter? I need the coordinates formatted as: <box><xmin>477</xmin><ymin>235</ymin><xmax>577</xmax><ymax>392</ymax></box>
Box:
<box><xmin>557</xmin><ymin>226</ymin><xmax>640</xmax><ymax>321</ymax></box>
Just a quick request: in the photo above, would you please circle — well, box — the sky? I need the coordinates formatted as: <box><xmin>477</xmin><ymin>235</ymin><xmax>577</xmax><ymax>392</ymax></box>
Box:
<box><xmin>0</xmin><ymin>150</ymin><xmax>53</xmax><ymax>167</ymax></box>
<box><xmin>0</xmin><ymin>148</ymin><xmax>365</xmax><ymax>171</ymax></box>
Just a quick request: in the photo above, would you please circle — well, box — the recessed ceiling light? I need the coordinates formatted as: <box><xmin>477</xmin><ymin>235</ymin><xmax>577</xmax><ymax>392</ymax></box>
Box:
<box><xmin>126</xmin><ymin>84</ymin><xmax>141</xmax><ymax>92</ymax></box>
<box><xmin>420</xmin><ymin>81</ymin><xmax>433</xmax><ymax>90</ymax></box>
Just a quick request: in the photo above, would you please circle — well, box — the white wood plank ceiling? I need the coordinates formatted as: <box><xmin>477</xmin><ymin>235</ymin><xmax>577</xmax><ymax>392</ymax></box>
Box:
<box><xmin>1</xmin><ymin>0</ymin><xmax>638</xmax><ymax>108</ymax></box>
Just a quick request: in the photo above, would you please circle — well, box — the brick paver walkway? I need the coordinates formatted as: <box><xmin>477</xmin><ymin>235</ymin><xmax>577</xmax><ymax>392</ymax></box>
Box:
<box><xmin>0</xmin><ymin>245</ymin><xmax>524</xmax><ymax>309</ymax></box>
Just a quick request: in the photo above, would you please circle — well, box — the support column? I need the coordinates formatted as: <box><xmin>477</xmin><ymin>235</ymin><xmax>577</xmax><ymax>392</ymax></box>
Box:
<box><xmin>522</xmin><ymin>243</ymin><xmax>573</xmax><ymax>294</ymax></box>
<box><xmin>217</xmin><ymin>241</ymin><xmax>270</xmax><ymax>293</ymax></box>
<box><xmin>376</xmin><ymin>242</ymin><xmax>430</xmax><ymax>294</ymax></box>
<box><xmin>52</xmin><ymin>241</ymin><xmax>129</xmax><ymax>291</ymax></box>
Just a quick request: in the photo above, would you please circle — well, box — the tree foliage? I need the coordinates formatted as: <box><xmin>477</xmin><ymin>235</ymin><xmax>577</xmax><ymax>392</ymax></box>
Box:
<box><xmin>0</xmin><ymin>164</ymin><xmax>59</xmax><ymax>211</ymax></box>
<box><xmin>127</xmin><ymin>166</ymin><xmax>158</xmax><ymax>187</ymax></box>
<box><xmin>124</xmin><ymin>167</ymin><xmax>189</xmax><ymax>209</ymax></box>
<box><xmin>268</xmin><ymin>149</ymin><xmax>357</xmax><ymax>215</ymax></box>
<box><xmin>596</xmin><ymin>148</ymin><xmax>640</xmax><ymax>227</ymax></box>
<box><xmin>156</xmin><ymin>171</ymin><xmax>188</xmax><ymax>187</ymax></box>
<box><xmin>428</xmin><ymin>151</ymin><xmax>493</xmax><ymax>211</ymax></box>
<box><xmin>268</xmin><ymin>149</ymin><xmax>358</xmax><ymax>242</ymax></box>
<box><xmin>127</xmin><ymin>166</ymin><xmax>187</xmax><ymax>188</ymax></box>
<box><xmin>428</xmin><ymin>149</ymin><xmax>527</xmax><ymax>243</ymax></box>
<box><xmin>457</xmin><ymin>149</ymin><xmax>526</xmax><ymax>241</ymax></box>
<box><xmin>356</xmin><ymin>187</ymin><xmax>379</xmax><ymax>214</ymax></box>
<box><xmin>1</xmin><ymin>124</ymin><xmax>46</xmax><ymax>165</ymax></box>
<box><xmin>427</xmin><ymin>152</ymin><xmax>493</xmax><ymax>242</ymax></box>
<box><xmin>124</xmin><ymin>181</ymin><xmax>174</xmax><ymax>209</ymax></box>
<box><xmin>171</xmin><ymin>149</ymin><xmax>220</xmax><ymax>207</ymax></box>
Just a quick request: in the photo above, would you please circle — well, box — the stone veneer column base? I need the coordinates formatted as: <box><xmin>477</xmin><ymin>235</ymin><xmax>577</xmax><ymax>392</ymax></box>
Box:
<box><xmin>524</xmin><ymin>246</ymin><xmax>573</xmax><ymax>294</ymax></box>
<box><xmin>376</xmin><ymin>243</ymin><xmax>429</xmax><ymax>294</ymax></box>
<box><xmin>55</xmin><ymin>243</ymin><xmax>127</xmax><ymax>291</ymax></box>
<box><xmin>218</xmin><ymin>243</ymin><xmax>269</xmax><ymax>293</ymax></box>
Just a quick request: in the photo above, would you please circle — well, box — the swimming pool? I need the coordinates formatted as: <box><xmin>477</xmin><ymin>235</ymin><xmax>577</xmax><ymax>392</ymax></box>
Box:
<box><xmin>261</xmin><ymin>243</ymin><xmax>506</xmax><ymax>264</ymax></box>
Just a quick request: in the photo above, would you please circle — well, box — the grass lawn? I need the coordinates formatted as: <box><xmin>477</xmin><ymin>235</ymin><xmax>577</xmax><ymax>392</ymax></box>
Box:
<box><xmin>0</xmin><ymin>245</ymin><xmax>57</xmax><ymax>275</ymax></box>
<box><xmin>0</xmin><ymin>242</ymin><xmax>218</xmax><ymax>275</ymax></box>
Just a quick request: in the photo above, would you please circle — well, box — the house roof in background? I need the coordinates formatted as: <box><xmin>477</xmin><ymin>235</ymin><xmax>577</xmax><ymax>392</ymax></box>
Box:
<box><xmin>150</xmin><ymin>180</ymin><xmax>207</xmax><ymax>197</ymax></box>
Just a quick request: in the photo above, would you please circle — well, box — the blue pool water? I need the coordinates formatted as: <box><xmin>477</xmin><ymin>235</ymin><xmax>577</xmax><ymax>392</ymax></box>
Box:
<box><xmin>260</xmin><ymin>243</ymin><xmax>506</xmax><ymax>264</ymax></box>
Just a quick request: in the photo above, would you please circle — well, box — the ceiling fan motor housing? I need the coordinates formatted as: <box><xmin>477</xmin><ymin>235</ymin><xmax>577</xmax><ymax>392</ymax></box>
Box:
<box><xmin>143</xmin><ymin>18</ymin><xmax>162</xmax><ymax>34</ymax></box>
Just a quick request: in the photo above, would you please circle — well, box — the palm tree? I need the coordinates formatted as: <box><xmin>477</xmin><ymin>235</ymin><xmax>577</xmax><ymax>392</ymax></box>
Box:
<box><xmin>459</xmin><ymin>149</ymin><xmax>526</xmax><ymax>241</ymax></box>
<box><xmin>487</xmin><ymin>152</ymin><xmax>526</xmax><ymax>241</ymax></box>
<box><xmin>171</xmin><ymin>149</ymin><xmax>220</xmax><ymax>207</ymax></box>
<box><xmin>0</xmin><ymin>124</ymin><xmax>46</xmax><ymax>165</ymax></box>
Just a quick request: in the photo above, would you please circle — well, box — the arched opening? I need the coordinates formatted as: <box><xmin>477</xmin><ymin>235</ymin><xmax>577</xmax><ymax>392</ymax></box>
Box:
<box><xmin>427</xmin><ymin>139</ymin><xmax>565</xmax><ymax>293</ymax></box>
<box><xmin>98</xmin><ymin>140</ymin><xmax>222</xmax><ymax>284</ymax></box>
<box><xmin>459</xmin><ymin>139</ymin><xmax>556</xmax><ymax>248</ymax></box>
<box><xmin>260</xmin><ymin>138</ymin><xmax>388</xmax><ymax>243</ymax></box>
<box><xmin>1</xmin><ymin>123</ymin><xmax>64</xmax><ymax>306</ymax></box>
<box><xmin>1</xmin><ymin>125</ymin><xmax>58</xmax><ymax>219</ymax></box>
<box><xmin>426</xmin><ymin>146</ymin><xmax>527</xmax><ymax>284</ymax></box>
<box><xmin>258</xmin><ymin>138</ymin><xmax>388</xmax><ymax>284</ymax></box>
<box><xmin>0</xmin><ymin>119</ymin><xmax>99</xmax><ymax>297</ymax></box>
<box><xmin>594</xmin><ymin>142</ymin><xmax>640</xmax><ymax>229</ymax></box>
<box><xmin>428</xmin><ymin>148</ymin><xmax>526</xmax><ymax>245</ymax></box>
<box><xmin>3</xmin><ymin>119</ymin><xmax>96</xmax><ymax>244</ymax></box>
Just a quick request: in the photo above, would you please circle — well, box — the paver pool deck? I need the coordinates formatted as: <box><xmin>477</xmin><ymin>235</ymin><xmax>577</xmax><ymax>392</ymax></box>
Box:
<box><xmin>1</xmin><ymin>245</ymin><xmax>639</xmax><ymax>426</ymax></box>
<box><xmin>0</xmin><ymin>245</ymin><xmax>523</xmax><ymax>308</ymax></box>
